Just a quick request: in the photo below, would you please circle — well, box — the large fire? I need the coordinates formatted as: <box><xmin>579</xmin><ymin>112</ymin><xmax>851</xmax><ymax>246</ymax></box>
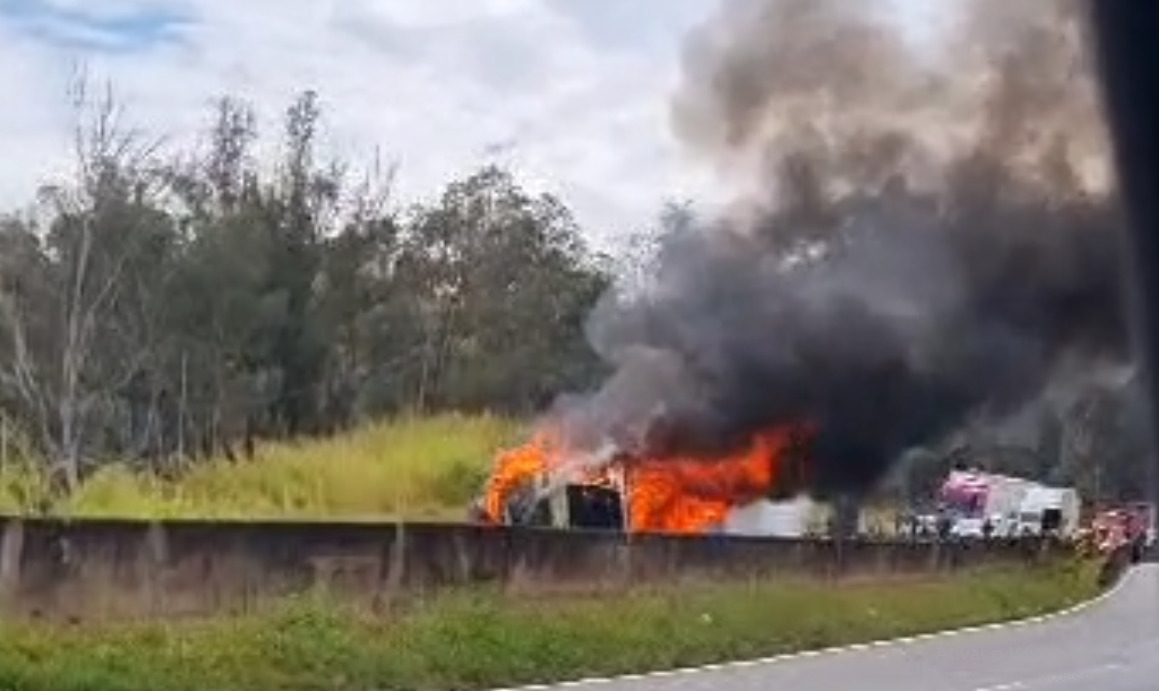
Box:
<box><xmin>481</xmin><ymin>423</ymin><xmax>811</xmax><ymax>534</ymax></box>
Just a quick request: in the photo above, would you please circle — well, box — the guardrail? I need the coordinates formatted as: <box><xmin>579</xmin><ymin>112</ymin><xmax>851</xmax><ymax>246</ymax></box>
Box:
<box><xmin>0</xmin><ymin>516</ymin><xmax>1067</xmax><ymax>622</ymax></box>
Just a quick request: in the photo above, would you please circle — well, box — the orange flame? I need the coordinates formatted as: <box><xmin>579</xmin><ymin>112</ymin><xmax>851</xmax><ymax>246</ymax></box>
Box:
<box><xmin>481</xmin><ymin>424</ymin><xmax>810</xmax><ymax>534</ymax></box>
<box><xmin>481</xmin><ymin>431</ymin><xmax>554</xmax><ymax>523</ymax></box>
<box><xmin>625</xmin><ymin>427</ymin><xmax>802</xmax><ymax>533</ymax></box>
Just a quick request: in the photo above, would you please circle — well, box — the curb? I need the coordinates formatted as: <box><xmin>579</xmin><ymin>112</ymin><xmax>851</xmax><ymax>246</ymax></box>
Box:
<box><xmin>490</xmin><ymin>564</ymin><xmax>1137</xmax><ymax>690</ymax></box>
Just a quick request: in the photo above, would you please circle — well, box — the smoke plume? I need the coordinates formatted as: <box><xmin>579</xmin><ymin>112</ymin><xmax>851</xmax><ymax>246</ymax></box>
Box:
<box><xmin>552</xmin><ymin>0</ymin><xmax>1132</xmax><ymax>499</ymax></box>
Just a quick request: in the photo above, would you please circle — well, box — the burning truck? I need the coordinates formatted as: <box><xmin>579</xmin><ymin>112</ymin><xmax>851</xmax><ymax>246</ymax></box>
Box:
<box><xmin>475</xmin><ymin>424</ymin><xmax>815</xmax><ymax>535</ymax></box>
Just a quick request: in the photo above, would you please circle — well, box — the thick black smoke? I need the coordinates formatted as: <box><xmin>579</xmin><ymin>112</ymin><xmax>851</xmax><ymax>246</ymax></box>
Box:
<box><xmin>548</xmin><ymin>0</ymin><xmax>1132</xmax><ymax>499</ymax></box>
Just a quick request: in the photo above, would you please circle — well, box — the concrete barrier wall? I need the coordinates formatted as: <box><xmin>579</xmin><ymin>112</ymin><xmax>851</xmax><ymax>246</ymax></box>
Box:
<box><xmin>0</xmin><ymin>516</ymin><xmax>1064</xmax><ymax>622</ymax></box>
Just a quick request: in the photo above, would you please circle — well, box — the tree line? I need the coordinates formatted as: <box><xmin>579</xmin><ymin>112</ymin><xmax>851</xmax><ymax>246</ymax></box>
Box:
<box><xmin>0</xmin><ymin>78</ymin><xmax>1148</xmax><ymax>507</ymax></box>
<box><xmin>0</xmin><ymin>83</ymin><xmax>612</xmax><ymax>494</ymax></box>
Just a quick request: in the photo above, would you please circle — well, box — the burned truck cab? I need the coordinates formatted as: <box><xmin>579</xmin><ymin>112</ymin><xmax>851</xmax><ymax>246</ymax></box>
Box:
<box><xmin>492</xmin><ymin>470</ymin><xmax>627</xmax><ymax>531</ymax></box>
<box><xmin>559</xmin><ymin>483</ymin><xmax>625</xmax><ymax>530</ymax></box>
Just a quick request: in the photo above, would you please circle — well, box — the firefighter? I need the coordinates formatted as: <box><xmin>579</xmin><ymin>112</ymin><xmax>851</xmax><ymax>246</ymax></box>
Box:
<box><xmin>936</xmin><ymin>510</ymin><xmax>952</xmax><ymax>541</ymax></box>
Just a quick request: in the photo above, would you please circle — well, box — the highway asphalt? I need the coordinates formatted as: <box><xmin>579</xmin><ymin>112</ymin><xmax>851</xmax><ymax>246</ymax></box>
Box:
<box><xmin>517</xmin><ymin>563</ymin><xmax>1159</xmax><ymax>691</ymax></box>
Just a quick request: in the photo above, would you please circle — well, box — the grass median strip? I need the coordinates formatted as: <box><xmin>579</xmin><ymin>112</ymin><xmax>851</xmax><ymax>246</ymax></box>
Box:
<box><xmin>0</xmin><ymin>558</ymin><xmax>1103</xmax><ymax>691</ymax></box>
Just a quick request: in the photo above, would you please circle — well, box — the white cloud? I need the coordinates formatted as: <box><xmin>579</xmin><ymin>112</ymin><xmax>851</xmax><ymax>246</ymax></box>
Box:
<box><xmin>0</xmin><ymin>0</ymin><xmax>721</xmax><ymax>250</ymax></box>
<box><xmin>0</xmin><ymin>22</ymin><xmax>75</xmax><ymax>206</ymax></box>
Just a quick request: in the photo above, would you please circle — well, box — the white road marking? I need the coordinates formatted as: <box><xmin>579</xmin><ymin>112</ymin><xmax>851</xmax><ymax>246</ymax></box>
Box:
<box><xmin>973</xmin><ymin>682</ymin><xmax>1026</xmax><ymax>691</ymax></box>
<box><xmin>490</xmin><ymin>568</ymin><xmax>1138</xmax><ymax>691</ymax></box>
<box><xmin>971</xmin><ymin>661</ymin><xmax>1127</xmax><ymax>691</ymax></box>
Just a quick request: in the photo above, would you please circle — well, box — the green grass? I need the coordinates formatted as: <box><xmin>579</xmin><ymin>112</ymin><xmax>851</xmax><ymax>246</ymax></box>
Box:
<box><xmin>0</xmin><ymin>559</ymin><xmax>1103</xmax><ymax>691</ymax></box>
<box><xmin>0</xmin><ymin>414</ymin><xmax>526</xmax><ymax>520</ymax></box>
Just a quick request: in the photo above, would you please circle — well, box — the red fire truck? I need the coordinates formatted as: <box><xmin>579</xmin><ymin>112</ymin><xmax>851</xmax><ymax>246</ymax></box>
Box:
<box><xmin>1086</xmin><ymin>502</ymin><xmax>1155</xmax><ymax>561</ymax></box>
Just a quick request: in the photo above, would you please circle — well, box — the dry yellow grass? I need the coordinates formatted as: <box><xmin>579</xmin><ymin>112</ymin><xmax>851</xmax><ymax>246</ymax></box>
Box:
<box><xmin>0</xmin><ymin>414</ymin><xmax>527</xmax><ymax>520</ymax></box>
<box><xmin>0</xmin><ymin>415</ymin><xmax>907</xmax><ymax>524</ymax></box>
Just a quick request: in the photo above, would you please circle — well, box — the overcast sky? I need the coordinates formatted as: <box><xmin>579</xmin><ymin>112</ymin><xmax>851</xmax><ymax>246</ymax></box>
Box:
<box><xmin>0</xmin><ymin>0</ymin><xmax>934</xmax><ymax>251</ymax></box>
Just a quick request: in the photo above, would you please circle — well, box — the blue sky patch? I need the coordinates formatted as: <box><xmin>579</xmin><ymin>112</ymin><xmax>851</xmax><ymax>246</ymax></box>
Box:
<box><xmin>0</xmin><ymin>0</ymin><xmax>190</xmax><ymax>52</ymax></box>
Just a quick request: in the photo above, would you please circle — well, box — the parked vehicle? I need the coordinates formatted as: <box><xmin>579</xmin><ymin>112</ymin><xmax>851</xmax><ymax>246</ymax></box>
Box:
<box><xmin>1085</xmin><ymin>503</ymin><xmax>1155</xmax><ymax>561</ymax></box>
<box><xmin>1014</xmin><ymin>486</ymin><xmax>1082</xmax><ymax>538</ymax></box>
<box><xmin>721</xmin><ymin>496</ymin><xmax>816</xmax><ymax>537</ymax></box>
<box><xmin>938</xmin><ymin>469</ymin><xmax>1040</xmax><ymax>537</ymax></box>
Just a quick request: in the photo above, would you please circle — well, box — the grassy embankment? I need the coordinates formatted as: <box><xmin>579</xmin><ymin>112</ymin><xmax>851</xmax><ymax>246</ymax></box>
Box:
<box><xmin>0</xmin><ymin>414</ymin><xmax>526</xmax><ymax>520</ymax></box>
<box><xmin>0</xmin><ymin>413</ymin><xmax>899</xmax><ymax>528</ymax></box>
<box><xmin>0</xmin><ymin>558</ymin><xmax>1104</xmax><ymax>691</ymax></box>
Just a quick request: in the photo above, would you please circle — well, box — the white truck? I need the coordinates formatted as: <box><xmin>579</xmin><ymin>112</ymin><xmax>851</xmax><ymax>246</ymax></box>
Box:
<box><xmin>1014</xmin><ymin>486</ymin><xmax>1082</xmax><ymax>538</ymax></box>
<box><xmin>722</xmin><ymin>496</ymin><xmax>818</xmax><ymax>537</ymax></box>
<box><xmin>939</xmin><ymin>469</ymin><xmax>1041</xmax><ymax>538</ymax></box>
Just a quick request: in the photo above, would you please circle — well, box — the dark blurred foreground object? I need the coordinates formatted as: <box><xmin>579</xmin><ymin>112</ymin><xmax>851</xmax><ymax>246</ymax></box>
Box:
<box><xmin>1098</xmin><ymin>544</ymin><xmax>1133</xmax><ymax>589</ymax></box>
<box><xmin>1087</xmin><ymin>3</ymin><xmax>1159</xmax><ymax>528</ymax></box>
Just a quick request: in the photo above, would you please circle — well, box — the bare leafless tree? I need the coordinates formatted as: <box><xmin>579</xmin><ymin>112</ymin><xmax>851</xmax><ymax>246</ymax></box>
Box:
<box><xmin>0</xmin><ymin>70</ymin><xmax>166</xmax><ymax>494</ymax></box>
